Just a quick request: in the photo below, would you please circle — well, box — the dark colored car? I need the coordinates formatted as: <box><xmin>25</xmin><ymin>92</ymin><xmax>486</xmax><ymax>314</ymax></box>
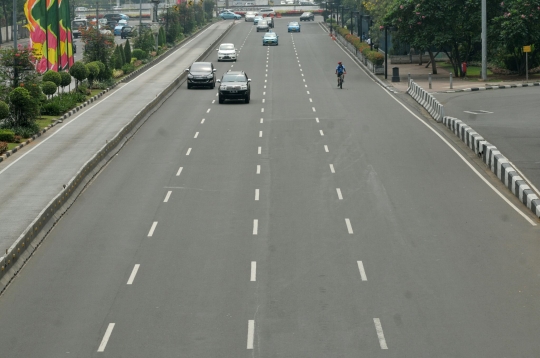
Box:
<box><xmin>300</xmin><ymin>12</ymin><xmax>314</xmax><ymax>21</ymax></box>
<box><xmin>103</xmin><ymin>13</ymin><xmax>122</xmax><ymax>24</ymax></box>
<box><xmin>217</xmin><ymin>70</ymin><xmax>251</xmax><ymax>103</ymax></box>
<box><xmin>121</xmin><ymin>26</ymin><xmax>135</xmax><ymax>39</ymax></box>
<box><xmin>185</xmin><ymin>62</ymin><xmax>217</xmax><ymax>89</ymax></box>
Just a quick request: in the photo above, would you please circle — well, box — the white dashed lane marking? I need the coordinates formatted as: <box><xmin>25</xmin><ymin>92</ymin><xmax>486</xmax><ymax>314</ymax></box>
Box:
<box><xmin>336</xmin><ymin>188</ymin><xmax>343</xmax><ymax>200</ymax></box>
<box><xmin>176</xmin><ymin>167</ymin><xmax>183</xmax><ymax>176</ymax></box>
<box><xmin>194</xmin><ymin>132</ymin><xmax>199</xmax><ymax>138</ymax></box>
<box><xmin>330</xmin><ymin>164</ymin><xmax>335</xmax><ymax>173</ymax></box>
<box><xmin>324</xmin><ymin>145</ymin><xmax>329</xmax><ymax>152</ymax></box>
<box><xmin>316</xmin><ymin>117</ymin><xmax>319</xmax><ymax>123</ymax></box>
<box><xmin>259</xmin><ymin>131</ymin><xmax>263</xmax><ymax>137</ymax></box>
<box><xmin>345</xmin><ymin>219</ymin><xmax>353</xmax><ymax>234</ymax></box>
<box><xmin>247</xmin><ymin>320</ymin><xmax>255</xmax><ymax>349</ymax></box>
<box><xmin>374</xmin><ymin>318</ymin><xmax>389</xmax><ymax>349</ymax></box>
<box><xmin>148</xmin><ymin>222</ymin><xmax>158</xmax><ymax>237</ymax></box>
<box><xmin>357</xmin><ymin>261</ymin><xmax>367</xmax><ymax>281</ymax></box>
<box><xmin>186</xmin><ymin>148</ymin><xmax>192</xmax><ymax>156</ymax></box>
<box><xmin>255</xmin><ymin>189</ymin><xmax>260</xmax><ymax>201</ymax></box>
<box><xmin>127</xmin><ymin>264</ymin><xmax>140</xmax><ymax>285</ymax></box>
<box><xmin>319</xmin><ymin>130</ymin><xmax>324</xmax><ymax>136</ymax></box>
<box><xmin>258</xmin><ymin>147</ymin><xmax>261</xmax><ymax>154</ymax></box>
<box><xmin>257</xmin><ymin>165</ymin><xmax>261</xmax><ymax>174</ymax></box>
<box><xmin>206</xmin><ymin>109</ymin><xmax>211</xmax><ymax>113</ymax></box>
<box><xmin>97</xmin><ymin>323</ymin><xmax>115</xmax><ymax>352</ymax></box>
<box><xmin>253</xmin><ymin>220</ymin><xmax>258</xmax><ymax>235</ymax></box>
<box><xmin>201</xmin><ymin>118</ymin><xmax>205</xmax><ymax>123</ymax></box>
<box><xmin>251</xmin><ymin>262</ymin><xmax>257</xmax><ymax>281</ymax></box>
<box><xmin>164</xmin><ymin>191</ymin><xmax>172</xmax><ymax>202</ymax></box>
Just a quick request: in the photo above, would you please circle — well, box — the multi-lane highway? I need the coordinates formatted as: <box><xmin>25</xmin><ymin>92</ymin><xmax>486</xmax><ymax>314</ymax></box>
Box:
<box><xmin>1</xmin><ymin>18</ymin><xmax>540</xmax><ymax>357</ymax></box>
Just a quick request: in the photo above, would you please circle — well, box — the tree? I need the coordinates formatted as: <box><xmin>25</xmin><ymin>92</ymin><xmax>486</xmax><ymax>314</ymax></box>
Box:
<box><xmin>491</xmin><ymin>0</ymin><xmax>540</xmax><ymax>74</ymax></box>
<box><xmin>114</xmin><ymin>46</ymin><xmax>123</xmax><ymax>69</ymax></box>
<box><xmin>69</xmin><ymin>61</ymin><xmax>89</xmax><ymax>88</ymax></box>
<box><xmin>0</xmin><ymin>100</ymin><xmax>9</xmax><ymax>119</ymax></box>
<box><xmin>59</xmin><ymin>71</ymin><xmax>72</xmax><ymax>92</ymax></box>
<box><xmin>86</xmin><ymin>62</ymin><xmax>100</xmax><ymax>87</ymax></box>
<box><xmin>42</xmin><ymin>70</ymin><xmax>62</xmax><ymax>87</ymax></box>
<box><xmin>119</xmin><ymin>44</ymin><xmax>126</xmax><ymax>65</ymax></box>
<box><xmin>0</xmin><ymin>47</ymin><xmax>39</xmax><ymax>88</ymax></box>
<box><xmin>9</xmin><ymin>87</ymin><xmax>37</xmax><ymax>126</ymax></box>
<box><xmin>81</xmin><ymin>26</ymin><xmax>115</xmax><ymax>67</ymax></box>
<box><xmin>124</xmin><ymin>39</ymin><xmax>132</xmax><ymax>63</ymax></box>
<box><xmin>41</xmin><ymin>81</ymin><xmax>57</xmax><ymax>98</ymax></box>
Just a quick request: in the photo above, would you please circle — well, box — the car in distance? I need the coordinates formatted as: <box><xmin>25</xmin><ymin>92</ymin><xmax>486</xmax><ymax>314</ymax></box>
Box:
<box><xmin>253</xmin><ymin>15</ymin><xmax>263</xmax><ymax>25</ymax></box>
<box><xmin>113</xmin><ymin>24</ymin><xmax>124</xmax><ymax>36</ymax></box>
<box><xmin>288</xmin><ymin>21</ymin><xmax>300</xmax><ymax>32</ymax></box>
<box><xmin>217</xmin><ymin>43</ymin><xmax>237</xmax><ymax>61</ymax></box>
<box><xmin>185</xmin><ymin>62</ymin><xmax>217</xmax><ymax>89</ymax></box>
<box><xmin>258</xmin><ymin>8</ymin><xmax>275</xmax><ymax>16</ymax></box>
<box><xmin>300</xmin><ymin>11</ymin><xmax>314</xmax><ymax>21</ymax></box>
<box><xmin>220</xmin><ymin>11</ymin><xmax>242</xmax><ymax>19</ymax></box>
<box><xmin>256</xmin><ymin>20</ymin><xmax>270</xmax><ymax>32</ymax></box>
<box><xmin>262</xmin><ymin>31</ymin><xmax>278</xmax><ymax>45</ymax></box>
<box><xmin>75</xmin><ymin>6</ymin><xmax>88</xmax><ymax>12</ymax></box>
<box><xmin>217</xmin><ymin>70</ymin><xmax>251</xmax><ymax>104</ymax></box>
<box><xmin>121</xmin><ymin>26</ymin><xmax>135</xmax><ymax>39</ymax></box>
<box><xmin>245</xmin><ymin>11</ymin><xmax>257</xmax><ymax>21</ymax></box>
<box><xmin>112</xmin><ymin>5</ymin><xmax>122</xmax><ymax>10</ymax></box>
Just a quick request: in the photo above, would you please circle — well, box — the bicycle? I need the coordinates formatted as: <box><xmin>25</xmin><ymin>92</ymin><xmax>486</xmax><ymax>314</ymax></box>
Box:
<box><xmin>337</xmin><ymin>73</ymin><xmax>344</xmax><ymax>89</ymax></box>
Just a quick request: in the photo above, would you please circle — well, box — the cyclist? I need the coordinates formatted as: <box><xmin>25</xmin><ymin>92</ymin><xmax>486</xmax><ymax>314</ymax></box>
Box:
<box><xmin>335</xmin><ymin>61</ymin><xmax>346</xmax><ymax>87</ymax></box>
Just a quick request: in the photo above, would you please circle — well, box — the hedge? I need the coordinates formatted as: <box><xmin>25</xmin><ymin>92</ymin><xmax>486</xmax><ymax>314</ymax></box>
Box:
<box><xmin>334</xmin><ymin>26</ymin><xmax>384</xmax><ymax>66</ymax></box>
<box><xmin>0</xmin><ymin>129</ymin><xmax>15</xmax><ymax>142</ymax></box>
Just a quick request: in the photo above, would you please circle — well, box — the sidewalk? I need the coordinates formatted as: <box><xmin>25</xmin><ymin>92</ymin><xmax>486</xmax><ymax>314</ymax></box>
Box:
<box><xmin>377</xmin><ymin>61</ymin><xmax>540</xmax><ymax>93</ymax></box>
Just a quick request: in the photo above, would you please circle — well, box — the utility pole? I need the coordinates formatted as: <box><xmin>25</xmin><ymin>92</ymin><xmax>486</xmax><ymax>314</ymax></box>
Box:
<box><xmin>481</xmin><ymin>0</ymin><xmax>487</xmax><ymax>80</ymax></box>
<box><xmin>13</xmin><ymin>0</ymin><xmax>17</xmax><ymax>48</ymax></box>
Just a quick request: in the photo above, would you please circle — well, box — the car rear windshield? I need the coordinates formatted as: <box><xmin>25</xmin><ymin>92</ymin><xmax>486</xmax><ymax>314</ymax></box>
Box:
<box><xmin>259</xmin><ymin>21</ymin><xmax>267</xmax><ymax>25</ymax></box>
<box><xmin>264</xmin><ymin>33</ymin><xmax>276</xmax><ymax>37</ymax></box>
<box><xmin>191</xmin><ymin>63</ymin><xmax>211</xmax><ymax>71</ymax></box>
<box><xmin>222</xmin><ymin>75</ymin><xmax>246</xmax><ymax>82</ymax></box>
<box><xmin>220</xmin><ymin>44</ymin><xmax>235</xmax><ymax>50</ymax></box>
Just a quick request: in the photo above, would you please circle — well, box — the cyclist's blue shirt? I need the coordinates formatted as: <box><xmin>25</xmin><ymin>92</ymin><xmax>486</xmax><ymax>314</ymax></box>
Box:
<box><xmin>336</xmin><ymin>64</ymin><xmax>345</xmax><ymax>74</ymax></box>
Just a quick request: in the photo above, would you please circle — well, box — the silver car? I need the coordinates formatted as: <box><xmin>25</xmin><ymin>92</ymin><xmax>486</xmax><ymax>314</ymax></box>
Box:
<box><xmin>245</xmin><ymin>11</ymin><xmax>257</xmax><ymax>21</ymax></box>
<box><xmin>256</xmin><ymin>20</ymin><xmax>269</xmax><ymax>32</ymax></box>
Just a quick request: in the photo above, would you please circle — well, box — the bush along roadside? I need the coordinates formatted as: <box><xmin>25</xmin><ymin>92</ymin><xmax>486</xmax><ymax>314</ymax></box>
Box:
<box><xmin>328</xmin><ymin>22</ymin><xmax>384</xmax><ymax>67</ymax></box>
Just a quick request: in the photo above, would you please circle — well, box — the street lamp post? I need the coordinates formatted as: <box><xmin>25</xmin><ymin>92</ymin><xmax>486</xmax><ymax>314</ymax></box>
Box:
<box><xmin>338</xmin><ymin>5</ymin><xmax>343</xmax><ymax>27</ymax></box>
<box><xmin>329</xmin><ymin>2</ymin><xmax>333</xmax><ymax>35</ymax></box>
<box><xmin>350</xmin><ymin>8</ymin><xmax>353</xmax><ymax>34</ymax></box>
<box><xmin>353</xmin><ymin>10</ymin><xmax>359</xmax><ymax>36</ymax></box>
<box><xmin>383</xmin><ymin>25</ymin><xmax>396</xmax><ymax>80</ymax></box>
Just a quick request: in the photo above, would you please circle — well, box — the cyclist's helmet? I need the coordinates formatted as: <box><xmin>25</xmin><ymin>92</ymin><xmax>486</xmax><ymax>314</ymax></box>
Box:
<box><xmin>338</xmin><ymin>61</ymin><xmax>342</xmax><ymax>64</ymax></box>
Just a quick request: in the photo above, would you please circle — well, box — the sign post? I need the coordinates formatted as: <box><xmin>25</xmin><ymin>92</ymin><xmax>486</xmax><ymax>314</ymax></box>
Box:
<box><xmin>523</xmin><ymin>45</ymin><xmax>531</xmax><ymax>81</ymax></box>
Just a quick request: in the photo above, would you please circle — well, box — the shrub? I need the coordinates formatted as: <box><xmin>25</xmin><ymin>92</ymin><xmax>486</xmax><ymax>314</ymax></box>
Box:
<box><xmin>0</xmin><ymin>141</ymin><xmax>7</xmax><ymax>154</ymax></box>
<box><xmin>365</xmin><ymin>50</ymin><xmax>384</xmax><ymax>65</ymax></box>
<box><xmin>86</xmin><ymin>62</ymin><xmax>100</xmax><ymax>86</ymax></box>
<box><xmin>124</xmin><ymin>39</ymin><xmax>132</xmax><ymax>64</ymax></box>
<box><xmin>11</xmin><ymin>123</ymin><xmax>39</xmax><ymax>138</ymax></box>
<box><xmin>0</xmin><ymin>129</ymin><xmax>15</xmax><ymax>142</ymax></box>
<box><xmin>42</xmin><ymin>92</ymin><xmax>86</xmax><ymax>115</ymax></box>
<box><xmin>14</xmin><ymin>135</ymin><xmax>22</xmax><ymax>143</ymax></box>
<box><xmin>69</xmin><ymin>61</ymin><xmax>89</xmax><ymax>87</ymax></box>
<box><xmin>122</xmin><ymin>63</ymin><xmax>135</xmax><ymax>74</ymax></box>
<box><xmin>132</xmin><ymin>49</ymin><xmax>147</xmax><ymax>60</ymax></box>
<box><xmin>0</xmin><ymin>100</ymin><xmax>9</xmax><ymax>119</ymax></box>
<box><xmin>42</xmin><ymin>81</ymin><xmax>58</xmax><ymax>97</ymax></box>
<box><xmin>77</xmin><ymin>82</ymin><xmax>91</xmax><ymax>95</ymax></box>
<box><xmin>59</xmin><ymin>71</ymin><xmax>72</xmax><ymax>89</ymax></box>
<box><xmin>42</xmin><ymin>71</ymin><xmax>62</xmax><ymax>86</ymax></box>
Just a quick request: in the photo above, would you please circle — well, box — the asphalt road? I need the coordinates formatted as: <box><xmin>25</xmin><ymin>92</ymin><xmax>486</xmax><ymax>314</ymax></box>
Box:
<box><xmin>1</xmin><ymin>19</ymin><xmax>540</xmax><ymax>357</ymax></box>
<box><xmin>434</xmin><ymin>88</ymin><xmax>540</xmax><ymax>195</ymax></box>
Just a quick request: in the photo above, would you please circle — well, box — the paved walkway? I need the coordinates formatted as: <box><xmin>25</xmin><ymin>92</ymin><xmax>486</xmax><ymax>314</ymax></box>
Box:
<box><xmin>377</xmin><ymin>61</ymin><xmax>539</xmax><ymax>93</ymax></box>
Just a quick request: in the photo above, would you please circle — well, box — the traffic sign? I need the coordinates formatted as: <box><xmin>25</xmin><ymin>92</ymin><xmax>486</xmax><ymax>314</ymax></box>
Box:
<box><xmin>523</xmin><ymin>45</ymin><xmax>531</xmax><ymax>53</ymax></box>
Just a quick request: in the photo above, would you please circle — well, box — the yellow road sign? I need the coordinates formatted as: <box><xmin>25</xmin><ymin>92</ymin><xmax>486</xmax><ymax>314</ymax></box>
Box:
<box><xmin>523</xmin><ymin>45</ymin><xmax>531</xmax><ymax>53</ymax></box>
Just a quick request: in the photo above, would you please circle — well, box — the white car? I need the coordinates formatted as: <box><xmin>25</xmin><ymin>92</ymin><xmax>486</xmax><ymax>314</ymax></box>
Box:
<box><xmin>112</xmin><ymin>5</ymin><xmax>122</xmax><ymax>10</ymax></box>
<box><xmin>216</xmin><ymin>43</ymin><xmax>237</xmax><ymax>62</ymax></box>
<box><xmin>244</xmin><ymin>11</ymin><xmax>257</xmax><ymax>21</ymax></box>
<box><xmin>258</xmin><ymin>8</ymin><xmax>275</xmax><ymax>16</ymax></box>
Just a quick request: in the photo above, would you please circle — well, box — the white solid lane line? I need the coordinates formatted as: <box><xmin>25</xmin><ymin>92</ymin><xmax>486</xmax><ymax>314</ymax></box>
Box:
<box><xmin>253</xmin><ymin>220</ymin><xmax>258</xmax><ymax>235</ymax></box>
<box><xmin>97</xmin><ymin>323</ymin><xmax>115</xmax><ymax>352</ymax></box>
<box><xmin>258</xmin><ymin>147</ymin><xmax>261</xmax><ymax>154</ymax></box>
<box><xmin>194</xmin><ymin>132</ymin><xmax>199</xmax><ymax>138</ymax></box>
<box><xmin>330</xmin><ymin>164</ymin><xmax>335</xmax><ymax>173</ymax></box>
<box><xmin>324</xmin><ymin>145</ymin><xmax>329</xmax><ymax>152</ymax></box>
<box><xmin>357</xmin><ymin>261</ymin><xmax>367</xmax><ymax>281</ymax></box>
<box><xmin>164</xmin><ymin>191</ymin><xmax>172</xmax><ymax>203</ymax></box>
<box><xmin>345</xmin><ymin>218</ymin><xmax>353</xmax><ymax>234</ymax></box>
<box><xmin>186</xmin><ymin>148</ymin><xmax>192</xmax><ymax>156</ymax></box>
<box><xmin>247</xmin><ymin>320</ymin><xmax>255</xmax><ymax>349</ymax></box>
<box><xmin>201</xmin><ymin>118</ymin><xmax>205</xmax><ymax>123</ymax></box>
<box><xmin>251</xmin><ymin>262</ymin><xmax>257</xmax><ymax>281</ymax></box>
<box><xmin>373</xmin><ymin>318</ymin><xmax>389</xmax><ymax>349</ymax></box>
<box><xmin>148</xmin><ymin>222</ymin><xmax>158</xmax><ymax>237</ymax></box>
<box><xmin>259</xmin><ymin>131</ymin><xmax>263</xmax><ymax>138</ymax></box>
<box><xmin>255</xmin><ymin>189</ymin><xmax>260</xmax><ymax>201</ymax></box>
<box><xmin>257</xmin><ymin>165</ymin><xmax>261</xmax><ymax>174</ymax></box>
<box><xmin>127</xmin><ymin>264</ymin><xmax>140</xmax><ymax>285</ymax></box>
<box><xmin>176</xmin><ymin>167</ymin><xmax>183</xmax><ymax>176</ymax></box>
<box><xmin>319</xmin><ymin>130</ymin><xmax>324</xmax><ymax>136</ymax></box>
<box><xmin>336</xmin><ymin>188</ymin><xmax>343</xmax><ymax>200</ymax></box>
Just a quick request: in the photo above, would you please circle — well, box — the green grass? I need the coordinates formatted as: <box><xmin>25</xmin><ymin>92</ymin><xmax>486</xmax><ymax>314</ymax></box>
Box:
<box><xmin>36</xmin><ymin>116</ymin><xmax>57</xmax><ymax>129</ymax></box>
<box><xmin>7</xmin><ymin>143</ymin><xmax>19</xmax><ymax>150</ymax></box>
<box><xmin>437</xmin><ymin>62</ymin><xmax>493</xmax><ymax>77</ymax></box>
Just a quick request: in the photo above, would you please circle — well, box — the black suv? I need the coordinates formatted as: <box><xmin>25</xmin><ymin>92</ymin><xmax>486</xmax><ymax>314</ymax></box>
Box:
<box><xmin>185</xmin><ymin>62</ymin><xmax>217</xmax><ymax>89</ymax></box>
<box><xmin>217</xmin><ymin>70</ymin><xmax>251</xmax><ymax>103</ymax></box>
<box><xmin>121</xmin><ymin>26</ymin><xmax>135</xmax><ymax>39</ymax></box>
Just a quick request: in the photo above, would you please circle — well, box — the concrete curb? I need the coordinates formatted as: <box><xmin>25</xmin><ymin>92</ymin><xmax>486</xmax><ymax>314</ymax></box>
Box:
<box><xmin>437</xmin><ymin>82</ymin><xmax>540</xmax><ymax>93</ymax></box>
<box><xmin>0</xmin><ymin>21</ymin><xmax>235</xmax><ymax>293</ymax></box>
<box><xmin>0</xmin><ymin>21</ymin><xmax>218</xmax><ymax>164</ymax></box>
<box><xmin>443</xmin><ymin>116</ymin><xmax>540</xmax><ymax>218</ymax></box>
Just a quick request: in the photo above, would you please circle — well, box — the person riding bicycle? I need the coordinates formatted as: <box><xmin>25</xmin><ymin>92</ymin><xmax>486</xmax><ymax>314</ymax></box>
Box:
<box><xmin>335</xmin><ymin>61</ymin><xmax>346</xmax><ymax>87</ymax></box>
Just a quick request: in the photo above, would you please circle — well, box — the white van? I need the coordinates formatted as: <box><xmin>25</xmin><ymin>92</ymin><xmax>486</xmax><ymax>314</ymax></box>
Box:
<box><xmin>259</xmin><ymin>8</ymin><xmax>275</xmax><ymax>16</ymax></box>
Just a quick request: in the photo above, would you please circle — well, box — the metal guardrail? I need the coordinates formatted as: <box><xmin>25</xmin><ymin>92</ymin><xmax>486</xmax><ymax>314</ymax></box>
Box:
<box><xmin>407</xmin><ymin>80</ymin><xmax>444</xmax><ymax>122</ymax></box>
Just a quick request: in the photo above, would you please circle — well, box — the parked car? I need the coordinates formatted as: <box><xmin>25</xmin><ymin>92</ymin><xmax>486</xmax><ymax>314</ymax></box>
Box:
<box><xmin>262</xmin><ymin>31</ymin><xmax>278</xmax><ymax>45</ymax></box>
<box><xmin>217</xmin><ymin>43</ymin><xmax>237</xmax><ymax>61</ymax></box>
<box><xmin>72</xmin><ymin>18</ymin><xmax>88</xmax><ymax>38</ymax></box>
<box><xmin>253</xmin><ymin>15</ymin><xmax>263</xmax><ymax>24</ymax></box>
<box><xmin>245</xmin><ymin>11</ymin><xmax>257</xmax><ymax>21</ymax></box>
<box><xmin>75</xmin><ymin>6</ymin><xmax>88</xmax><ymax>12</ymax></box>
<box><xmin>288</xmin><ymin>21</ymin><xmax>301</xmax><ymax>32</ymax></box>
<box><xmin>217</xmin><ymin>70</ymin><xmax>251</xmax><ymax>104</ymax></box>
<box><xmin>220</xmin><ymin>11</ymin><xmax>242</xmax><ymax>19</ymax></box>
<box><xmin>300</xmin><ymin>12</ymin><xmax>314</xmax><ymax>21</ymax></box>
<box><xmin>185</xmin><ymin>62</ymin><xmax>217</xmax><ymax>89</ymax></box>
<box><xmin>112</xmin><ymin>5</ymin><xmax>122</xmax><ymax>10</ymax></box>
<box><xmin>120</xmin><ymin>26</ymin><xmax>135</xmax><ymax>39</ymax></box>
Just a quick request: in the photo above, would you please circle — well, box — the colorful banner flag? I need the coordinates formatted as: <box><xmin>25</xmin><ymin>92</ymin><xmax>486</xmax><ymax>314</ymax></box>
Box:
<box><xmin>46</xmin><ymin>0</ymin><xmax>59</xmax><ymax>71</ymax></box>
<box><xmin>24</xmin><ymin>0</ymin><xmax>48</xmax><ymax>73</ymax></box>
<box><xmin>58</xmin><ymin>0</ymin><xmax>73</xmax><ymax>69</ymax></box>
